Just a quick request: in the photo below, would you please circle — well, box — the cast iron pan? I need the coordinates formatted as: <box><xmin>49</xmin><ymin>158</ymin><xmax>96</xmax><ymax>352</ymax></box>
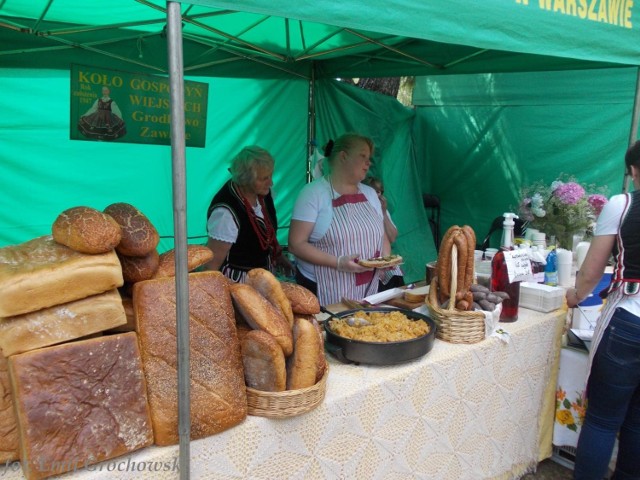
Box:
<box><xmin>322</xmin><ymin>306</ymin><xmax>436</xmax><ymax>365</ymax></box>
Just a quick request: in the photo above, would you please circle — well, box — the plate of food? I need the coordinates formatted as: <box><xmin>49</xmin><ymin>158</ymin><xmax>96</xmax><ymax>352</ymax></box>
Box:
<box><xmin>357</xmin><ymin>254</ymin><xmax>403</xmax><ymax>269</ymax></box>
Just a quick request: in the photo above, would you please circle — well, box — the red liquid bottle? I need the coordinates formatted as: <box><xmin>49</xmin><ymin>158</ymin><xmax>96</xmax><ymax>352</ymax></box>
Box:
<box><xmin>490</xmin><ymin>213</ymin><xmax>520</xmax><ymax>322</ymax></box>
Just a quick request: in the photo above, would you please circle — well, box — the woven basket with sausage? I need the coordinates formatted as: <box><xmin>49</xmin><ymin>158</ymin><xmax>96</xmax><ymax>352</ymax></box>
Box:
<box><xmin>426</xmin><ymin>225</ymin><xmax>506</xmax><ymax>344</ymax></box>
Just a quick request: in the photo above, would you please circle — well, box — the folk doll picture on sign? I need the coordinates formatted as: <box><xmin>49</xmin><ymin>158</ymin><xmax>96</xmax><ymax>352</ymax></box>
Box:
<box><xmin>78</xmin><ymin>86</ymin><xmax>127</xmax><ymax>141</ymax></box>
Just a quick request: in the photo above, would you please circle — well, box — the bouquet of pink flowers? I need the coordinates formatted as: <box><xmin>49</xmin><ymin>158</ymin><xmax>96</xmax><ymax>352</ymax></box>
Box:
<box><xmin>519</xmin><ymin>175</ymin><xmax>608</xmax><ymax>248</ymax></box>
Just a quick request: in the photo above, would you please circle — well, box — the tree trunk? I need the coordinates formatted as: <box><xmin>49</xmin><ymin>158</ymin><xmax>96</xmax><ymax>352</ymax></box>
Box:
<box><xmin>357</xmin><ymin>77</ymin><xmax>401</xmax><ymax>98</ymax></box>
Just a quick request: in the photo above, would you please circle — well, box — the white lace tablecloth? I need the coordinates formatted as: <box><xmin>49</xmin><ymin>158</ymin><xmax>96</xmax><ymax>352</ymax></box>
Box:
<box><xmin>2</xmin><ymin>308</ymin><xmax>564</xmax><ymax>480</ymax></box>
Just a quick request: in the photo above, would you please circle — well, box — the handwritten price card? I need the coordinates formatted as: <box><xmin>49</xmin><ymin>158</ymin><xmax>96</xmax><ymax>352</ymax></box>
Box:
<box><xmin>504</xmin><ymin>249</ymin><xmax>533</xmax><ymax>283</ymax></box>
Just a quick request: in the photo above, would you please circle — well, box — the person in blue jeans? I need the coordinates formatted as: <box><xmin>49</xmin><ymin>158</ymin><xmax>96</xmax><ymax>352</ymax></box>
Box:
<box><xmin>566</xmin><ymin>140</ymin><xmax>640</xmax><ymax>480</ymax></box>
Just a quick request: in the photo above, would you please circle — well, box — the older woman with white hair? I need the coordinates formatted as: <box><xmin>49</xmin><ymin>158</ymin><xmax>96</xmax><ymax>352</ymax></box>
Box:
<box><xmin>205</xmin><ymin>145</ymin><xmax>290</xmax><ymax>283</ymax></box>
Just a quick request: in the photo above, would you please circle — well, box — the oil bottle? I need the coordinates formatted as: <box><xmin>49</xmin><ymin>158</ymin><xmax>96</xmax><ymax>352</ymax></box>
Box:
<box><xmin>490</xmin><ymin>212</ymin><xmax>521</xmax><ymax>322</ymax></box>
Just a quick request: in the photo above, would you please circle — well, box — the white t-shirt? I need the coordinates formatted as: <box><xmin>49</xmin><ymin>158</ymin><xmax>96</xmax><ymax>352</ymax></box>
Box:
<box><xmin>291</xmin><ymin>177</ymin><xmax>382</xmax><ymax>281</ymax></box>
<box><xmin>207</xmin><ymin>202</ymin><xmax>265</xmax><ymax>243</ymax></box>
<box><xmin>594</xmin><ymin>194</ymin><xmax>626</xmax><ymax>235</ymax></box>
<box><xmin>594</xmin><ymin>193</ymin><xmax>640</xmax><ymax>317</ymax></box>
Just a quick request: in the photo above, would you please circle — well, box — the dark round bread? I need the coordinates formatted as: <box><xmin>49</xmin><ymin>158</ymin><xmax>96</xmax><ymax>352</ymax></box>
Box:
<box><xmin>118</xmin><ymin>250</ymin><xmax>160</xmax><ymax>283</ymax></box>
<box><xmin>52</xmin><ymin>206</ymin><xmax>122</xmax><ymax>254</ymax></box>
<box><xmin>104</xmin><ymin>203</ymin><xmax>159</xmax><ymax>257</ymax></box>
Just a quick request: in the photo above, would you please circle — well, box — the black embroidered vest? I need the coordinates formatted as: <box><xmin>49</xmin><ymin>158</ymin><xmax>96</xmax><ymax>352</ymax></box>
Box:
<box><xmin>206</xmin><ymin>180</ymin><xmax>278</xmax><ymax>272</ymax></box>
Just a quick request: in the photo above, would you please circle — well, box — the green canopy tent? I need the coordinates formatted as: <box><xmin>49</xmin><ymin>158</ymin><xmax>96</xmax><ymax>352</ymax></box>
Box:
<box><xmin>2</xmin><ymin>0</ymin><xmax>640</xmax><ymax>259</ymax></box>
<box><xmin>2</xmin><ymin>1</ymin><xmax>640</xmax><ymax>476</ymax></box>
<box><xmin>1</xmin><ymin>0</ymin><xmax>639</xmax><ymax>260</ymax></box>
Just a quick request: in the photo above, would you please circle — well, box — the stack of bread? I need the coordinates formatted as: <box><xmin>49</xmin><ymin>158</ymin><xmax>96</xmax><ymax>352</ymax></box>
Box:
<box><xmin>233</xmin><ymin>268</ymin><xmax>326</xmax><ymax>393</ymax></box>
<box><xmin>0</xmin><ymin>204</ymin><xmax>150</xmax><ymax>480</ymax></box>
<box><xmin>0</xmin><ymin>201</ymin><xmax>327</xmax><ymax>479</ymax></box>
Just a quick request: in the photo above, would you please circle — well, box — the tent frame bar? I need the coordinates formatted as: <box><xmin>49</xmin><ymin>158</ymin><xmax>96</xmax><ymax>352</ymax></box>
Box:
<box><xmin>42</xmin><ymin>33</ymin><xmax>167</xmax><ymax>71</ymax></box>
<box><xmin>307</xmin><ymin>62</ymin><xmax>316</xmax><ymax>183</ymax></box>
<box><xmin>345</xmin><ymin>29</ymin><xmax>442</xmax><ymax>69</ymax></box>
<box><xmin>166</xmin><ymin>3</ymin><xmax>191</xmax><ymax>479</ymax></box>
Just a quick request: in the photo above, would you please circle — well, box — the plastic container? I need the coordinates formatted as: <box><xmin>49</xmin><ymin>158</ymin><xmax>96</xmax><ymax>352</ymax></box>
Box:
<box><xmin>532</xmin><ymin>232</ymin><xmax>546</xmax><ymax>248</ymax></box>
<box><xmin>544</xmin><ymin>249</ymin><xmax>558</xmax><ymax>286</ymax></box>
<box><xmin>576</xmin><ymin>242</ymin><xmax>590</xmax><ymax>271</ymax></box>
<box><xmin>519</xmin><ymin>282</ymin><xmax>565</xmax><ymax>312</ymax></box>
<box><xmin>556</xmin><ymin>248</ymin><xmax>573</xmax><ymax>287</ymax></box>
<box><xmin>475</xmin><ymin>260</ymin><xmax>492</xmax><ymax>288</ymax></box>
<box><xmin>572</xmin><ymin>272</ymin><xmax>613</xmax><ymax>330</ymax></box>
<box><xmin>484</xmin><ymin>248</ymin><xmax>498</xmax><ymax>260</ymax></box>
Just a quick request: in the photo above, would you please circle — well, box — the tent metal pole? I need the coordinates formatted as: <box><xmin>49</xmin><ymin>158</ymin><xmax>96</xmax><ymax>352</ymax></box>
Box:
<box><xmin>623</xmin><ymin>67</ymin><xmax>640</xmax><ymax>193</ymax></box>
<box><xmin>166</xmin><ymin>3</ymin><xmax>191</xmax><ymax>479</ymax></box>
<box><xmin>306</xmin><ymin>61</ymin><xmax>316</xmax><ymax>183</ymax></box>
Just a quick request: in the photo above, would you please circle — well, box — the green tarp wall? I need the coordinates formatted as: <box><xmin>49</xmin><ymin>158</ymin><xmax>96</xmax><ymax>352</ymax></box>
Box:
<box><xmin>2</xmin><ymin>2</ymin><xmax>640</xmax><ymax>283</ymax></box>
<box><xmin>0</xmin><ymin>69</ymin><xmax>434</xmax><ymax>282</ymax></box>
<box><xmin>1</xmin><ymin>66</ymin><xmax>638</xmax><ymax>282</ymax></box>
<box><xmin>413</xmin><ymin>67</ymin><xmax>638</xmax><ymax>250</ymax></box>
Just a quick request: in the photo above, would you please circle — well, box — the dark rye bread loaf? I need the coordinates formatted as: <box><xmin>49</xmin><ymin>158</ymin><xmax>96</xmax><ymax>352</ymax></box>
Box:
<box><xmin>8</xmin><ymin>333</ymin><xmax>153</xmax><ymax>480</ymax></box>
<box><xmin>134</xmin><ymin>271</ymin><xmax>247</xmax><ymax>446</ymax></box>
<box><xmin>52</xmin><ymin>206</ymin><xmax>122</xmax><ymax>254</ymax></box>
<box><xmin>104</xmin><ymin>202</ymin><xmax>159</xmax><ymax>257</ymax></box>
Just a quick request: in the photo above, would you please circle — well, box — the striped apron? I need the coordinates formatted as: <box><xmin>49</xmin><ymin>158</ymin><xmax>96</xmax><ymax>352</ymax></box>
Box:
<box><xmin>314</xmin><ymin>192</ymin><xmax>383</xmax><ymax>306</ymax></box>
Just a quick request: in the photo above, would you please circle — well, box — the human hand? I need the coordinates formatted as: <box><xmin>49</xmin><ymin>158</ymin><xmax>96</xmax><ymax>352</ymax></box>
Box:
<box><xmin>565</xmin><ymin>288</ymin><xmax>582</xmax><ymax>308</ymax></box>
<box><xmin>337</xmin><ymin>254</ymin><xmax>372</xmax><ymax>273</ymax></box>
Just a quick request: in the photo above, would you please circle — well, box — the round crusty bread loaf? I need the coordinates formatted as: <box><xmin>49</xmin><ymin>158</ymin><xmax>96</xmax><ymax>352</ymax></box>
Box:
<box><xmin>104</xmin><ymin>202</ymin><xmax>159</xmax><ymax>257</ymax></box>
<box><xmin>229</xmin><ymin>283</ymin><xmax>293</xmax><ymax>356</ymax></box>
<box><xmin>241</xmin><ymin>330</ymin><xmax>286</xmax><ymax>392</ymax></box>
<box><xmin>280</xmin><ymin>282</ymin><xmax>320</xmax><ymax>315</ymax></box>
<box><xmin>153</xmin><ymin>245</ymin><xmax>214</xmax><ymax>279</ymax></box>
<box><xmin>118</xmin><ymin>250</ymin><xmax>159</xmax><ymax>283</ymax></box>
<box><xmin>286</xmin><ymin>317</ymin><xmax>321</xmax><ymax>390</ymax></box>
<box><xmin>52</xmin><ymin>206</ymin><xmax>122</xmax><ymax>254</ymax></box>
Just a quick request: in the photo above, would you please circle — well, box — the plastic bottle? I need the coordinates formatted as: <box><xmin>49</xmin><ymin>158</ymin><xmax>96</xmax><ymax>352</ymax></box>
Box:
<box><xmin>491</xmin><ymin>212</ymin><xmax>521</xmax><ymax>322</ymax></box>
<box><xmin>544</xmin><ymin>248</ymin><xmax>558</xmax><ymax>286</ymax></box>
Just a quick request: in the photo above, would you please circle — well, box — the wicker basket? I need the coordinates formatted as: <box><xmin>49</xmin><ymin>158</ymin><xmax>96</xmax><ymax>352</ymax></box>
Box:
<box><xmin>425</xmin><ymin>244</ymin><xmax>488</xmax><ymax>344</ymax></box>
<box><xmin>246</xmin><ymin>365</ymin><xmax>329</xmax><ymax>418</ymax></box>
